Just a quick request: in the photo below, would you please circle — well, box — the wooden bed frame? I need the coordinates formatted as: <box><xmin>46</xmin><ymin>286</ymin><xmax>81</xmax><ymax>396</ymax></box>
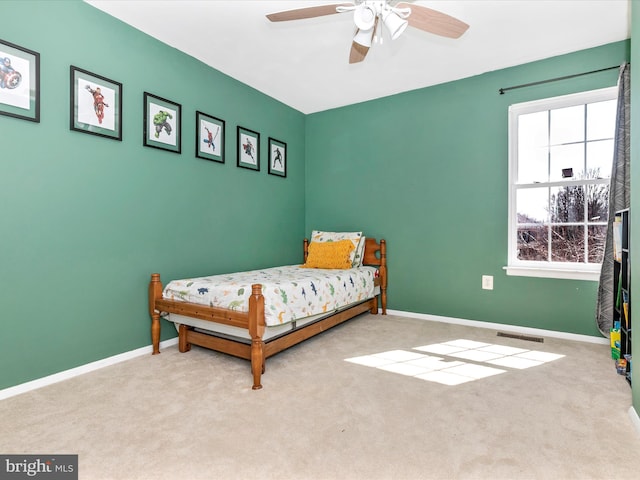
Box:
<box><xmin>149</xmin><ymin>238</ymin><xmax>387</xmax><ymax>389</ymax></box>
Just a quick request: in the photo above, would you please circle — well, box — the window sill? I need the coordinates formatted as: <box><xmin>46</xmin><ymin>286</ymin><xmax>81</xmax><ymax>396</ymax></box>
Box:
<box><xmin>504</xmin><ymin>265</ymin><xmax>601</xmax><ymax>281</ymax></box>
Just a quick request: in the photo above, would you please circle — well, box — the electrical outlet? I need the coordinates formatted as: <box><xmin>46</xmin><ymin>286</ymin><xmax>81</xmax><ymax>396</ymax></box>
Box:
<box><xmin>482</xmin><ymin>275</ymin><xmax>493</xmax><ymax>290</ymax></box>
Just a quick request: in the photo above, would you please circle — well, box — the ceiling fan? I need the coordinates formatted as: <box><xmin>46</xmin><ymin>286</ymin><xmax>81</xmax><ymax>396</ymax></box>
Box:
<box><xmin>266</xmin><ymin>1</ymin><xmax>469</xmax><ymax>64</ymax></box>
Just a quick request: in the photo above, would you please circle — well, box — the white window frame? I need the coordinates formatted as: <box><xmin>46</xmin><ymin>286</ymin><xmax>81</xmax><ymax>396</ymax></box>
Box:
<box><xmin>505</xmin><ymin>87</ymin><xmax>617</xmax><ymax>281</ymax></box>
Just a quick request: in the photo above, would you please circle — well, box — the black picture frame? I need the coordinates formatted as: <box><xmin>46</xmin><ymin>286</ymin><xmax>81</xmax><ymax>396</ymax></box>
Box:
<box><xmin>268</xmin><ymin>137</ymin><xmax>287</xmax><ymax>178</ymax></box>
<box><xmin>143</xmin><ymin>92</ymin><xmax>181</xmax><ymax>153</ymax></box>
<box><xmin>0</xmin><ymin>38</ymin><xmax>40</xmax><ymax>122</ymax></box>
<box><xmin>70</xmin><ymin>66</ymin><xmax>122</xmax><ymax>141</ymax></box>
<box><xmin>237</xmin><ymin>126</ymin><xmax>260</xmax><ymax>171</ymax></box>
<box><xmin>196</xmin><ymin>111</ymin><xmax>225</xmax><ymax>163</ymax></box>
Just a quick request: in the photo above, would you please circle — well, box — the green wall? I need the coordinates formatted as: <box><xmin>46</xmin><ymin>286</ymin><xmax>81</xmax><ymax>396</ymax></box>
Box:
<box><xmin>306</xmin><ymin>41</ymin><xmax>629</xmax><ymax>337</ymax></box>
<box><xmin>0</xmin><ymin>1</ymin><xmax>306</xmax><ymax>390</ymax></box>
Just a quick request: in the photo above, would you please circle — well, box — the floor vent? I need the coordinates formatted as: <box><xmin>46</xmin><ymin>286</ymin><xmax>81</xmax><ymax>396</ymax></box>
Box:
<box><xmin>497</xmin><ymin>331</ymin><xmax>544</xmax><ymax>343</ymax></box>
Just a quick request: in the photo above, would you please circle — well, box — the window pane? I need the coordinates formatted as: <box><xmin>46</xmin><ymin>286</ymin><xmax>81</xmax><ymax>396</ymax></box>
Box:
<box><xmin>518</xmin><ymin>111</ymin><xmax>548</xmax><ymax>183</ymax></box>
<box><xmin>549</xmin><ymin>143</ymin><xmax>584</xmax><ymax>181</ymax></box>
<box><xmin>587</xmin><ymin>183</ymin><xmax>609</xmax><ymax>223</ymax></box>
<box><xmin>517</xmin><ymin>187</ymin><xmax>548</xmax><ymax>224</ymax></box>
<box><xmin>550</xmin><ymin>186</ymin><xmax>585</xmax><ymax>223</ymax></box>
<box><xmin>550</xmin><ymin>105</ymin><xmax>584</xmax><ymax>145</ymax></box>
<box><xmin>519</xmin><ymin>111</ymin><xmax>548</xmax><ymax>147</ymax></box>
<box><xmin>517</xmin><ymin>225</ymin><xmax>548</xmax><ymax>261</ymax></box>
<box><xmin>586</xmin><ymin>139</ymin><xmax>613</xmax><ymax>178</ymax></box>
<box><xmin>587</xmin><ymin>99</ymin><xmax>616</xmax><ymax>140</ymax></box>
<box><xmin>588</xmin><ymin>225</ymin><xmax>607</xmax><ymax>263</ymax></box>
<box><xmin>551</xmin><ymin>225</ymin><xmax>584</xmax><ymax>262</ymax></box>
<box><xmin>518</xmin><ymin>146</ymin><xmax>548</xmax><ymax>183</ymax></box>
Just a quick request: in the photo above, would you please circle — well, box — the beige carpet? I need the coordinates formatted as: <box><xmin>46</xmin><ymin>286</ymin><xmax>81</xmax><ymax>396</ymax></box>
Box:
<box><xmin>1</xmin><ymin>314</ymin><xmax>639</xmax><ymax>480</ymax></box>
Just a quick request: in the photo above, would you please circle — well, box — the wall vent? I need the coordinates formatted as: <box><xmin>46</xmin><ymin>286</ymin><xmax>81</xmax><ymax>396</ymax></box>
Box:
<box><xmin>496</xmin><ymin>331</ymin><xmax>544</xmax><ymax>343</ymax></box>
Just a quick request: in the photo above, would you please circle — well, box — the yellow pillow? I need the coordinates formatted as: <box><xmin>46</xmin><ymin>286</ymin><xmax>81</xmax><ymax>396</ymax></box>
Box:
<box><xmin>301</xmin><ymin>239</ymin><xmax>355</xmax><ymax>269</ymax></box>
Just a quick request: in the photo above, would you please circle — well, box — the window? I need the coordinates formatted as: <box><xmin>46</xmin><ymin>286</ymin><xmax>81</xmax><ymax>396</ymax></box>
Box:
<box><xmin>507</xmin><ymin>87</ymin><xmax>617</xmax><ymax>281</ymax></box>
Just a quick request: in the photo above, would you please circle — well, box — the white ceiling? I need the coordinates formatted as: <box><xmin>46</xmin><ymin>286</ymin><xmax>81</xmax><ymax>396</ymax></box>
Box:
<box><xmin>85</xmin><ymin>0</ymin><xmax>630</xmax><ymax>114</ymax></box>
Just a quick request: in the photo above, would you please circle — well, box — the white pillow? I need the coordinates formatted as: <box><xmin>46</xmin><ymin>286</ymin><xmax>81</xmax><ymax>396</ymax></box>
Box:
<box><xmin>353</xmin><ymin>236</ymin><xmax>366</xmax><ymax>267</ymax></box>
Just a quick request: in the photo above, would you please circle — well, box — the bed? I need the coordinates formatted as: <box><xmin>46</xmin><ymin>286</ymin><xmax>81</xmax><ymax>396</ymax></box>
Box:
<box><xmin>148</xmin><ymin>234</ymin><xmax>387</xmax><ymax>389</ymax></box>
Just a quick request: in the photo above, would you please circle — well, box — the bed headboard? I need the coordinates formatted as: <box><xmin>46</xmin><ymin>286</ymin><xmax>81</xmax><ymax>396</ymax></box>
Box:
<box><xmin>362</xmin><ymin>238</ymin><xmax>386</xmax><ymax>267</ymax></box>
<box><xmin>302</xmin><ymin>237</ymin><xmax>386</xmax><ymax>267</ymax></box>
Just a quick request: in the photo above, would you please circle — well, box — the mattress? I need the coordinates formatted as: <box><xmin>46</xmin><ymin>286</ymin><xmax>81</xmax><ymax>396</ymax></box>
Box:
<box><xmin>162</xmin><ymin>265</ymin><xmax>378</xmax><ymax>327</ymax></box>
<box><xmin>169</xmin><ymin>308</ymin><xmax>334</xmax><ymax>342</ymax></box>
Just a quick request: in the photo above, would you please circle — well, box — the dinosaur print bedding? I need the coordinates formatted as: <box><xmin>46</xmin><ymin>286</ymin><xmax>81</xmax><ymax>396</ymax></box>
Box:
<box><xmin>162</xmin><ymin>265</ymin><xmax>378</xmax><ymax>327</ymax></box>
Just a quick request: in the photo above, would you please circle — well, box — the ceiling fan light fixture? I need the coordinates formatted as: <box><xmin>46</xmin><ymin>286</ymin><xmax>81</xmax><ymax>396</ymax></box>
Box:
<box><xmin>382</xmin><ymin>10</ymin><xmax>408</xmax><ymax>40</ymax></box>
<box><xmin>354</xmin><ymin>4</ymin><xmax>377</xmax><ymax>31</ymax></box>
<box><xmin>353</xmin><ymin>27</ymin><xmax>374</xmax><ymax>47</ymax></box>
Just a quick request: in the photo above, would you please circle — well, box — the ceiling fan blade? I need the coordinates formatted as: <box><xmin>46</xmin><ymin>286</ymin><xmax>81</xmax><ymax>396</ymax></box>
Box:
<box><xmin>349</xmin><ymin>41</ymin><xmax>370</xmax><ymax>64</ymax></box>
<box><xmin>396</xmin><ymin>3</ymin><xmax>469</xmax><ymax>38</ymax></box>
<box><xmin>267</xmin><ymin>3</ymin><xmax>353</xmax><ymax>22</ymax></box>
<box><xmin>349</xmin><ymin>18</ymin><xmax>378</xmax><ymax>64</ymax></box>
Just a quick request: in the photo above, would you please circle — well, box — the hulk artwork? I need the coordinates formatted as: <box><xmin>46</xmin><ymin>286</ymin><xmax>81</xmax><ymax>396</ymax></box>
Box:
<box><xmin>153</xmin><ymin>110</ymin><xmax>173</xmax><ymax>138</ymax></box>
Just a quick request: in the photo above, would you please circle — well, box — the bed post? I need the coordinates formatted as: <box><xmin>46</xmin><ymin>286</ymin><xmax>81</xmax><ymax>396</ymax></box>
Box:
<box><xmin>303</xmin><ymin>238</ymin><xmax>309</xmax><ymax>263</ymax></box>
<box><xmin>248</xmin><ymin>284</ymin><xmax>266</xmax><ymax>390</ymax></box>
<box><xmin>149</xmin><ymin>273</ymin><xmax>163</xmax><ymax>355</ymax></box>
<box><xmin>178</xmin><ymin>324</ymin><xmax>192</xmax><ymax>352</ymax></box>
<box><xmin>379</xmin><ymin>239</ymin><xmax>387</xmax><ymax>314</ymax></box>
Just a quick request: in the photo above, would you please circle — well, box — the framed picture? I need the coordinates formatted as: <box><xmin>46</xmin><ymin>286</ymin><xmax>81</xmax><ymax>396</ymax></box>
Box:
<box><xmin>268</xmin><ymin>137</ymin><xmax>287</xmax><ymax>178</ymax></box>
<box><xmin>143</xmin><ymin>92</ymin><xmax>181</xmax><ymax>153</ymax></box>
<box><xmin>0</xmin><ymin>38</ymin><xmax>40</xmax><ymax>122</ymax></box>
<box><xmin>196</xmin><ymin>111</ymin><xmax>225</xmax><ymax>163</ymax></box>
<box><xmin>70</xmin><ymin>66</ymin><xmax>122</xmax><ymax>140</ymax></box>
<box><xmin>237</xmin><ymin>126</ymin><xmax>260</xmax><ymax>171</ymax></box>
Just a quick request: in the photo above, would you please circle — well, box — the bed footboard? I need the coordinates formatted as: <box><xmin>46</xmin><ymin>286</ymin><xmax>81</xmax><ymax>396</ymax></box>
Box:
<box><xmin>148</xmin><ymin>273</ymin><xmax>267</xmax><ymax>389</ymax></box>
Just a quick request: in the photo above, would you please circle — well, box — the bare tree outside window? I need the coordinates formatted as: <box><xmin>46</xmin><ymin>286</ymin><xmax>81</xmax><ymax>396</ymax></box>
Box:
<box><xmin>517</xmin><ymin>169</ymin><xmax>609</xmax><ymax>263</ymax></box>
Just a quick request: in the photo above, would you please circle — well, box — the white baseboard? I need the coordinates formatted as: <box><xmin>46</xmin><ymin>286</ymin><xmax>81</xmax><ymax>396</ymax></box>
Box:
<box><xmin>0</xmin><ymin>338</ymin><xmax>178</xmax><ymax>401</ymax></box>
<box><xmin>629</xmin><ymin>406</ymin><xmax>640</xmax><ymax>438</ymax></box>
<box><xmin>387</xmin><ymin>309</ymin><xmax>610</xmax><ymax>345</ymax></box>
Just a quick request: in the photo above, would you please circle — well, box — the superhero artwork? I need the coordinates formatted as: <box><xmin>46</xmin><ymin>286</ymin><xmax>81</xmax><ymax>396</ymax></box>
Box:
<box><xmin>237</xmin><ymin>126</ymin><xmax>260</xmax><ymax>171</ymax></box>
<box><xmin>70</xmin><ymin>66</ymin><xmax>122</xmax><ymax>140</ymax></box>
<box><xmin>143</xmin><ymin>92</ymin><xmax>181</xmax><ymax>153</ymax></box>
<box><xmin>196</xmin><ymin>112</ymin><xmax>225</xmax><ymax>164</ymax></box>
<box><xmin>0</xmin><ymin>52</ymin><xmax>29</xmax><ymax>111</ymax></box>
<box><xmin>77</xmin><ymin>79</ymin><xmax>116</xmax><ymax>130</ymax></box>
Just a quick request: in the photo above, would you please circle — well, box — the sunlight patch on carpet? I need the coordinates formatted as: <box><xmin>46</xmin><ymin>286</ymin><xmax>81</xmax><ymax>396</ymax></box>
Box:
<box><xmin>344</xmin><ymin>338</ymin><xmax>565</xmax><ymax>386</ymax></box>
